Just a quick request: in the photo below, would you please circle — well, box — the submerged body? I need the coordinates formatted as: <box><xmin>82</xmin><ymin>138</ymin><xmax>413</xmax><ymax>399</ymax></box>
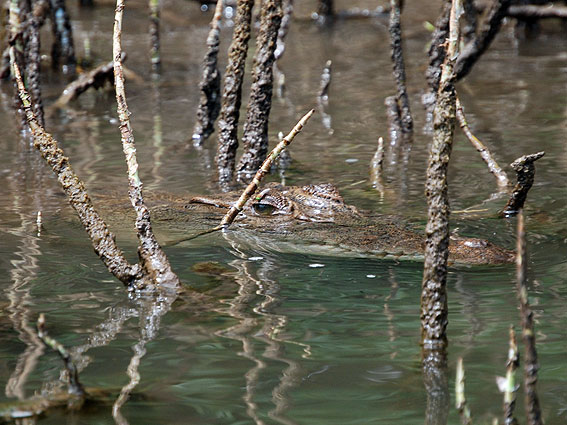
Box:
<box><xmin>190</xmin><ymin>183</ymin><xmax>514</xmax><ymax>265</ymax></box>
<box><xmin>97</xmin><ymin>183</ymin><xmax>514</xmax><ymax>265</ymax></box>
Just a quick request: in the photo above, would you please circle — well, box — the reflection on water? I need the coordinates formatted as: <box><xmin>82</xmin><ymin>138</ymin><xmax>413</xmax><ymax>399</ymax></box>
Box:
<box><xmin>422</xmin><ymin>349</ymin><xmax>449</xmax><ymax>425</ymax></box>
<box><xmin>112</xmin><ymin>292</ymin><xmax>176</xmax><ymax>425</ymax></box>
<box><xmin>216</xmin><ymin>233</ymin><xmax>304</xmax><ymax>425</ymax></box>
<box><xmin>5</xmin><ymin>160</ymin><xmax>45</xmax><ymax>402</ymax></box>
<box><xmin>1</xmin><ymin>0</ymin><xmax>567</xmax><ymax>423</ymax></box>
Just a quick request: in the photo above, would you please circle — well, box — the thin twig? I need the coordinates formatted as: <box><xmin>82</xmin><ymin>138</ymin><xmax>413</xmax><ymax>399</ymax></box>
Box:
<box><xmin>317</xmin><ymin>60</ymin><xmax>333</xmax><ymax>133</ymax></box>
<box><xmin>273</xmin><ymin>0</ymin><xmax>293</xmax><ymax>98</ymax></box>
<box><xmin>220</xmin><ymin>109</ymin><xmax>314</xmax><ymax>228</ymax></box>
<box><xmin>148</xmin><ymin>0</ymin><xmax>161</xmax><ymax>74</ymax></box>
<box><xmin>276</xmin><ymin>131</ymin><xmax>292</xmax><ymax>181</ymax></box>
<box><xmin>456</xmin><ymin>97</ymin><xmax>509</xmax><ymax>189</ymax></box>
<box><xmin>456</xmin><ymin>357</ymin><xmax>472</xmax><ymax>425</ymax></box>
<box><xmin>515</xmin><ymin>211</ymin><xmax>543</xmax><ymax>425</ymax></box>
<box><xmin>114</xmin><ymin>0</ymin><xmax>179</xmax><ymax>291</ymax></box>
<box><xmin>496</xmin><ymin>325</ymin><xmax>519</xmax><ymax>425</ymax></box>
<box><xmin>318</xmin><ymin>60</ymin><xmax>332</xmax><ymax>104</ymax></box>
<box><xmin>370</xmin><ymin>136</ymin><xmax>385</xmax><ymax>199</ymax></box>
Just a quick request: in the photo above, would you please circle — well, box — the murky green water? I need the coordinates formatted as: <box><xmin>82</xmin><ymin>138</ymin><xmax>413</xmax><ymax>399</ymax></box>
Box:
<box><xmin>1</xmin><ymin>0</ymin><xmax>566</xmax><ymax>424</ymax></box>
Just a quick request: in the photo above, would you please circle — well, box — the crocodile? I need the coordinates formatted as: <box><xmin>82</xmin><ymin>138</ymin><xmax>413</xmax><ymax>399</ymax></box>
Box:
<box><xmin>145</xmin><ymin>182</ymin><xmax>513</xmax><ymax>265</ymax></box>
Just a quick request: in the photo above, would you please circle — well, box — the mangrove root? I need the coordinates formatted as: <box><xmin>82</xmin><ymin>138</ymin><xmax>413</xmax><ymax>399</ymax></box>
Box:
<box><xmin>236</xmin><ymin>0</ymin><xmax>283</xmax><ymax>183</ymax></box>
<box><xmin>193</xmin><ymin>0</ymin><xmax>223</xmax><ymax>145</ymax></box>
<box><xmin>499</xmin><ymin>151</ymin><xmax>544</xmax><ymax>217</ymax></box>
<box><xmin>515</xmin><ymin>211</ymin><xmax>543</xmax><ymax>425</ymax></box>
<box><xmin>421</xmin><ymin>0</ymin><xmax>462</xmax><ymax>351</ymax></box>
<box><xmin>10</xmin><ymin>46</ymin><xmax>146</xmax><ymax>290</ymax></box>
<box><xmin>215</xmin><ymin>0</ymin><xmax>254</xmax><ymax>188</ymax></box>
<box><xmin>52</xmin><ymin>58</ymin><xmax>117</xmax><ymax>108</ymax></box>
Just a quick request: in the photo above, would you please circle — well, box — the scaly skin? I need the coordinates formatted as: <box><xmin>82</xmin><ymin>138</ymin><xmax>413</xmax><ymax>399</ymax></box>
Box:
<box><xmin>187</xmin><ymin>183</ymin><xmax>514</xmax><ymax>265</ymax></box>
<box><xmin>94</xmin><ymin>183</ymin><xmax>514</xmax><ymax>265</ymax></box>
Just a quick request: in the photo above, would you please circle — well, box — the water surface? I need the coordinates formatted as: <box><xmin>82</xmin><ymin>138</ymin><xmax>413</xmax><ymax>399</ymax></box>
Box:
<box><xmin>1</xmin><ymin>1</ymin><xmax>566</xmax><ymax>424</ymax></box>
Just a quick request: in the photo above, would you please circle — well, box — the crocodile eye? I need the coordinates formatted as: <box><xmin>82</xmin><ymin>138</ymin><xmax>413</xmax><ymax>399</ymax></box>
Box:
<box><xmin>253</xmin><ymin>203</ymin><xmax>276</xmax><ymax>215</ymax></box>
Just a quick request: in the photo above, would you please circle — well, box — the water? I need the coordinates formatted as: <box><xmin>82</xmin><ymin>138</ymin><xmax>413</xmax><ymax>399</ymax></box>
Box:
<box><xmin>1</xmin><ymin>0</ymin><xmax>566</xmax><ymax>423</ymax></box>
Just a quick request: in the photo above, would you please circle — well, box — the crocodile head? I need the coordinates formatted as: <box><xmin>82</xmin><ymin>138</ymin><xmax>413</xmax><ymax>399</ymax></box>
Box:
<box><xmin>190</xmin><ymin>182</ymin><xmax>361</xmax><ymax>224</ymax></box>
